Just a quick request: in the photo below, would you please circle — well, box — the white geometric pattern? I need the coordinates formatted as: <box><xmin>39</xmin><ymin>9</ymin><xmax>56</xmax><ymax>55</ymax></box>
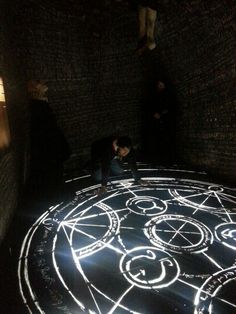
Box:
<box><xmin>18</xmin><ymin>170</ymin><xmax>236</xmax><ymax>313</ymax></box>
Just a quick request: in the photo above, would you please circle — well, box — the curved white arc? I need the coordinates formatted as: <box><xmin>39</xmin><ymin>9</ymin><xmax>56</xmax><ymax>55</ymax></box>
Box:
<box><xmin>18</xmin><ymin>204</ymin><xmax>61</xmax><ymax>313</ymax></box>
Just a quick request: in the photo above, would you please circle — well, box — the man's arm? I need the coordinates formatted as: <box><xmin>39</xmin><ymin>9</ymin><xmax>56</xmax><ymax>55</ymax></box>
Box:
<box><xmin>126</xmin><ymin>150</ymin><xmax>148</xmax><ymax>185</ymax></box>
<box><xmin>99</xmin><ymin>149</ymin><xmax>114</xmax><ymax>192</ymax></box>
<box><xmin>126</xmin><ymin>150</ymin><xmax>141</xmax><ymax>182</ymax></box>
<box><xmin>101</xmin><ymin>158</ymin><xmax>111</xmax><ymax>187</ymax></box>
<box><xmin>96</xmin><ymin>159</ymin><xmax>110</xmax><ymax>196</ymax></box>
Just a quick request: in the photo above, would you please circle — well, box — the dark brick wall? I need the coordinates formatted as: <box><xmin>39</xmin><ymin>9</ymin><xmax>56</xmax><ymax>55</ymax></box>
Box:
<box><xmin>155</xmin><ymin>0</ymin><xmax>236</xmax><ymax>182</ymax></box>
<box><xmin>0</xmin><ymin>0</ymin><xmax>30</xmax><ymax>243</ymax></box>
<box><xmin>2</xmin><ymin>0</ymin><xmax>146</xmax><ymax>172</ymax></box>
<box><xmin>5</xmin><ymin>0</ymin><xmax>232</xmax><ymax>182</ymax></box>
<box><xmin>0</xmin><ymin>73</ymin><xmax>29</xmax><ymax>243</ymax></box>
<box><xmin>0</xmin><ymin>153</ymin><xmax>19</xmax><ymax>242</ymax></box>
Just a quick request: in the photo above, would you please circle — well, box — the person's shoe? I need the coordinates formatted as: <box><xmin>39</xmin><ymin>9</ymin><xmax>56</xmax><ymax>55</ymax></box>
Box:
<box><xmin>146</xmin><ymin>38</ymin><xmax>156</xmax><ymax>50</ymax></box>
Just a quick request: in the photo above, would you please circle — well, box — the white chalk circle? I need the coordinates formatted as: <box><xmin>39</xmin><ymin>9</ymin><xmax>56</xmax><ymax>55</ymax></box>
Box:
<box><xmin>120</xmin><ymin>246</ymin><xmax>180</xmax><ymax>289</ymax></box>
<box><xmin>126</xmin><ymin>196</ymin><xmax>167</xmax><ymax>216</ymax></box>
<box><xmin>215</xmin><ymin>222</ymin><xmax>236</xmax><ymax>251</ymax></box>
<box><xmin>144</xmin><ymin>215</ymin><xmax>213</xmax><ymax>254</ymax></box>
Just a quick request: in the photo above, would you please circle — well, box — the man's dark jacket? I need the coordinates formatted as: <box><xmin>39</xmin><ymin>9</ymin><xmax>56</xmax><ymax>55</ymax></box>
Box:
<box><xmin>91</xmin><ymin>136</ymin><xmax>140</xmax><ymax>186</ymax></box>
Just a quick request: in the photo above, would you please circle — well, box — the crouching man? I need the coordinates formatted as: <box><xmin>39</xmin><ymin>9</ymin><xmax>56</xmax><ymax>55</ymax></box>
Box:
<box><xmin>91</xmin><ymin>135</ymin><xmax>145</xmax><ymax>195</ymax></box>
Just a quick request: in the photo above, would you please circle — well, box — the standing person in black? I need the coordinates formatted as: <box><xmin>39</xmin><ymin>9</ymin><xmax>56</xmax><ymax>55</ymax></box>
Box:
<box><xmin>27</xmin><ymin>80</ymin><xmax>71</xmax><ymax>198</ymax></box>
<box><xmin>91</xmin><ymin>135</ymin><xmax>145</xmax><ymax>195</ymax></box>
<box><xmin>144</xmin><ymin>78</ymin><xmax>176</xmax><ymax>165</ymax></box>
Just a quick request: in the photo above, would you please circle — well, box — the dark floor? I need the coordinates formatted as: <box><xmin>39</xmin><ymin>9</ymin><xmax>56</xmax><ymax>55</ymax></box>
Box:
<box><xmin>1</xmin><ymin>164</ymin><xmax>236</xmax><ymax>314</ymax></box>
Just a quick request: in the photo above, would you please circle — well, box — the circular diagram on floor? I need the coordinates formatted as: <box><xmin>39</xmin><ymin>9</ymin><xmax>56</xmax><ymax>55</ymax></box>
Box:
<box><xmin>18</xmin><ymin>170</ymin><xmax>236</xmax><ymax>314</ymax></box>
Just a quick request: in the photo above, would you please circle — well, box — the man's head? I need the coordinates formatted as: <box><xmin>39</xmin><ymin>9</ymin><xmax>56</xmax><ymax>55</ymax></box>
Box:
<box><xmin>117</xmin><ymin>136</ymin><xmax>132</xmax><ymax>158</ymax></box>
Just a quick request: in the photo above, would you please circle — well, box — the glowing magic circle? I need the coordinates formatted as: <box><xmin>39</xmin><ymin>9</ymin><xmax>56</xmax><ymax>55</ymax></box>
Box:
<box><xmin>18</xmin><ymin>169</ymin><xmax>236</xmax><ymax>313</ymax></box>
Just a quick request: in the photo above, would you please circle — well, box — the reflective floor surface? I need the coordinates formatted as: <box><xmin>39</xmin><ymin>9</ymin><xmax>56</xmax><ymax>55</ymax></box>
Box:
<box><xmin>2</xmin><ymin>165</ymin><xmax>236</xmax><ymax>314</ymax></box>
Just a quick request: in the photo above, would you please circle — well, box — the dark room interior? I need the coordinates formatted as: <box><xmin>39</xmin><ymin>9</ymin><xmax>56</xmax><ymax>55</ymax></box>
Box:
<box><xmin>0</xmin><ymin>0</ymin><xmax>236</xmax><ymax>313</ymax></box>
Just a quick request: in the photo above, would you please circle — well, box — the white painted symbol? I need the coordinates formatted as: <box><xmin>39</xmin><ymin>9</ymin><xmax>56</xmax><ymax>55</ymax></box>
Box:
<box><xmin>60</xmin><ymin>202</ymin><xmax>120</xmax><ymax>259</ymax></box>
<box><xmin>17</xmin><ymin>172</ymin><xmax>236</xmax><ymax>313</ymax></box>
<box><xmin>215</xmin><ymin>222</ymin><xmax>236</xmax><ymax>250</ymax></box>
<box><xmin>208</xmin><ymin>185</ymin><xmax>224</xmax><ymax>192</ymax></box>
<box><xmin>126</xmin><ymin>196</ymin><xmax>167</xmax><ymax>216</ymax></box>
<box><xmin>145</xmin><ymin>215</ymin><xmax>213</xmax><ymax>253</ymax></box>
<box><xmin>194</xmin><ymin>266</ymin><xmax>236</xmax><ymax>314</ymax></box>
<box><xmin>120</xmin><ymin>246</ymin><xmax>180</xmax><ymax>289</ymax></box>
<box><xmin>170</xmin><ymin>185</ymin><xmax>236</xmax><ymax>213</ymax></box>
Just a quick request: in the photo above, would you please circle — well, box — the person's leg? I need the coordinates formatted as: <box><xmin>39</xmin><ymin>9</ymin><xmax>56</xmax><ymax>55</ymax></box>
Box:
<box><xmin>92</xmin><ymin>159</ymin><xmax>124</xmax><ymax>183</ymax></box>
<box><xmin>146</xmin><ymin>7</ymin><xmax>157</xmax><ymax>50</ymax></box>
<box><xmin>92</xmin><ymin>167</ymin><xmax>102</xmax><ymax>182</ymax></box>
<box><xmin>136</xmin><ymin>5</ymin><xmax>148</xmax><ymax>54</ymax></box>
<box><xmin>110</xmin><ymin>158</ymin><xmax>125</xmax><ymax>176</ymax></box>
<box><xmin>138</xmin><ymin>5</ymin><xmax>147</xmax><ymax>39</ymax></box>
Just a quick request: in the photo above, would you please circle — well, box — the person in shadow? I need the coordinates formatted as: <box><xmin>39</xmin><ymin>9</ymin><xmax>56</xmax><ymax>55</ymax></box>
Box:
<box><xmin>143</xmin><ymin>77</ymin><xmax>177</xmax><ymax>165</ymax></box>
<box><xmin>27</xmin><ymin>80</ymin><xmax>71</xmax><ymax>199</ymax></box>
<box><xmin>91</xmin><ymin>135</ymin><xmax>146</xmax><ymax>195</ymax></box>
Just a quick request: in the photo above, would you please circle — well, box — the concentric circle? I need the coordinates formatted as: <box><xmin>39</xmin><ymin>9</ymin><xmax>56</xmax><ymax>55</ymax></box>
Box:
<box><xmin>144</xmin><ymin>214</ymin><xmax>213</xmax><ymax>253</ymax></box>
<box><xmin>215</xmin><ymin>222</ymin><xmax>236</xmax><ymax>251</ymax></box>
<box><xmin>126</xmin><ymin>196</ymin><xmax>167</xmax><ymax>216</ymax></box>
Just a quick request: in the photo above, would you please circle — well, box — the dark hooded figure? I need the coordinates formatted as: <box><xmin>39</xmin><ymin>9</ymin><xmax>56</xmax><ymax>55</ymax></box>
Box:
<box><xmin>27</xmin><ymin>80</ymin><xmax>71</xmax><ymax>197</ymax></box>
<box><xmin>143</xmin><ymin>77</ymin><xmax>177</xmax><ymax>165</ymax></box>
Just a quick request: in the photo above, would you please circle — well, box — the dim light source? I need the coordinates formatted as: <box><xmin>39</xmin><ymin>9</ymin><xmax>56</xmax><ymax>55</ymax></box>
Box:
<box><xmin>0</xmin><ymin>77</ymin><xmax>5</xmax><ymax>102</ymax></box>
<box><xmin>0</xmin><ymin>77</ymin><xmax>10</xmax><ymax>149</ymax></box>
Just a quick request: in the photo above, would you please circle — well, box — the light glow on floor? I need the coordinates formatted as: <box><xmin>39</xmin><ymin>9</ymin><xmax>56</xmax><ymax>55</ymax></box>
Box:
<box><xmin>18</xmin><ymin>169</ymin><xmax>236</xmax><ymax>313</ymax></box>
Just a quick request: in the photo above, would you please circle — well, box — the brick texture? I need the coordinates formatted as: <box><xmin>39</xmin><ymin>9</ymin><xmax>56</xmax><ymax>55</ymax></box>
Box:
<box><xmin>2</xmin><ymin>0</ymin><xmax>146</xmax><ymax>172</ymax></box>
<box><xmin>155</xmin><ymin>0</ymin><xmax>236</xmax><ymax>183</ymax></box>
<box><xmin>0</xmin><ymin>153</ymin><xmax>19</xmax><ymax>242</ymax></box>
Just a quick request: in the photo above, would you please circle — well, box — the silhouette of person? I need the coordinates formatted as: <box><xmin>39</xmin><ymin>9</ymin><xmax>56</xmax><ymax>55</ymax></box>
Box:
<box><xmin>27</xmin><ymin>80</ymin><xmax>71</xmax><ymax>198</ymax></box>
<box><xmin>143</xmin><ymin>78</ymin><xmax>176</xmax><ymax>165</ymax></box>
